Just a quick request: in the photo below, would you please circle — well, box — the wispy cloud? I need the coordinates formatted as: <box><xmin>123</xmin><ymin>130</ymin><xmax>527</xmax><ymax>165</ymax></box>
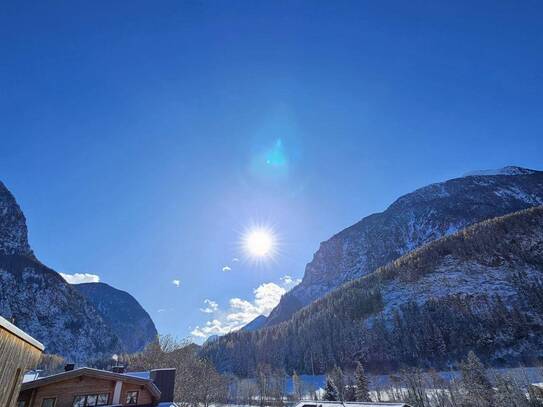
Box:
<box><xmin>200</xmin><ymin>299</ymin><xmax>219</xmax><ymax>314</ymax></box>
<box><xmin>222</xmin><ymin>266</ymin><xmax>231</xmax><ymax>272</ymax></box>
<box><xmin>59</xmin><ymin>273</ymin><xmax>100</xmax><ymax>284</ymax></box>
<box><xmin>191</xmin><ymin>276</ymin><xmax>300</xmax><ymax>339</ymax></box>
<box><xmin>172</xmin><ymin>279</ymin><xmax>181</xmax><ymax>288</ymax></box>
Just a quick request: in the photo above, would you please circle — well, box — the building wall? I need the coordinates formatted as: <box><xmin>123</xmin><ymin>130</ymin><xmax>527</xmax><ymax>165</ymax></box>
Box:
<box><xmin>0</xmin><ymin>327</ymin><xmax>42</xmax><ymax>407</ymax></box>
<box><xmin>18</xmin><ymin>376</ymin><xmax>155</xmax><ymax>407</ymax></box>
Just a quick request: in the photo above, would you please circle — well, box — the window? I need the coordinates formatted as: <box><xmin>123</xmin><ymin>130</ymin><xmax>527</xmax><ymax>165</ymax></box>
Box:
<box><xmin>73</xmin><ymin>396</ymin><xmax>85</xmax><ymax>407</ymax></box>
<box><xmin>97</xmin><ymin>394</ymin><xmax>109</xmax><ymax>405</ymax></box>
<box><xmin>126</xmin><ymin>391</ymin><xmax>138</xmax><ymax>405</ymax></box>
<box><xmin>42</xmin><ymin>399</ymin><xmax>56</xmax><ymax>407</ymax></box>
<box><xmin>72</xmin><ymin>394</ymin><xmax>109</xmax><ymax>407</ymax></box>
<box><xmin>17</xmin><ymin>401</ymin><xmax>25</xmax><ymax>407</ymax></box>
<box><xmin>86</xmin><ymin>395</ymin><xmax>97</xmax><ymax>406</ymax></box>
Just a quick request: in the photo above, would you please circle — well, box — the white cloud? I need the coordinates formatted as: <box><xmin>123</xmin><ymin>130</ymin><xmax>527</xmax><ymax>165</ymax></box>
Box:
<box><xmin>192</xmin><ymin>278</ymin><xmax>298</xmax><ymax>340</ymax></box>
<box><xmin>157</xmin><ymin>309</ymin><xmax>166</xmax><ymax>313</ymax></box>
<box><xmin>222</xmin><ymin>266</ymin><xmax>231</xmax><ymax>272</ymax></box>
<box><xmin>172</xmin><ymin>279</ymin><xmax>181</xmax><ymax>288</ymax></box>
<box><xmin>191</xmin><ymin>319</ymin><xmax>232</xmax><ymax>338</ymax></box>
<box><xmin>232</xmin><ymin>258</ymin><xmax>240</xmax><ymax>262</ymax></box>
<box><xmin>59</xmin><ymin>273</ymin><xmax>100</xmax><ymax>284</ymax></box>
<box><xmin>280</xmin><ymin>275</ymin><xmax>301</xmax><ymax>289</ymax></box>
<box><xmin>200</xmin><ymin>299</ymin><xmax>219</xmax><ymax>314</ymax></box>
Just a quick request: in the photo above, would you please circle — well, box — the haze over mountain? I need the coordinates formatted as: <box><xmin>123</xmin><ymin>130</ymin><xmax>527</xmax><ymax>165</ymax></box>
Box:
<box><xmin>74</xmin><ymin>282</ymin><xmax>158</xmax><ymax>354</ymax></box>
<box><xmin>241</xmin><ymin>315</ymin><xmax>267</xmax><ymax>332</ymax></box>
<box><xmin>0</xmin><ymin>181</ymin><xmax>156</xmax><ymax>361</ymax></box>
<box><xmin>265</xmin><ymin>167</ymin><xmax>543</xmax><ymax>327</ymax></box>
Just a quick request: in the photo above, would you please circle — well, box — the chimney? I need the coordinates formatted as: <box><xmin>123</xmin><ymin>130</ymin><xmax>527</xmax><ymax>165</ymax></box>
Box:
<box><xmin>150</xmin><ymin>368</ymin><xmax>176</xmax><ymax>403</ymax></box>
<box><xmin>111</xmin><ymin>366</ymin><xmax>125</xmax><ymax>374</ymax></box>
<box><xmin>64</xmin><ymin>364</ymin><xmax>75</xmax><ymax>372</ymax></box>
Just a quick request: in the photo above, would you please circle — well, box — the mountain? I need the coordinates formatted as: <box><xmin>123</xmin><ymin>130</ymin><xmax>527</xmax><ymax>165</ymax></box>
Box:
<box><xmin>241</xmin><ymin>315</ymin><xmax>267</xmax><ymax>332</ymax></box>
<box><xmin>0</xmin><ymin>181</ymin><xmax>155</xmax><ymax>361</ymax></box>
<box><xmin>74</xmin><ymin>282</ymin><xmax>158</xmax><ymax>353</ymax></box>
<box><xmin>0</xmin><ymin>182</ymin><xmax>34</xmax><ymax>258</ymax></box>
<box><xmin>204</xmin><ymin>335</ymin><xmax>219</xmax><ymax>346</ymax></box>
<box><xmin>462</xmin><ymin>165</ymin><xmax>537</xmax><ymax>177</ymax></box>
<box><xmin>266</xmin><ymin>166</ymin><xmax>543</xmax><ymax>327</ymax></box>
<box><xmin>202</xmin><ymin>206</ymin><xmax>543</xmax><ymax>375</ymax></box>
<box><xmin>0</xmin><ymin>255</ymin><xmax>121</xmax><ymax>362</ymax></box>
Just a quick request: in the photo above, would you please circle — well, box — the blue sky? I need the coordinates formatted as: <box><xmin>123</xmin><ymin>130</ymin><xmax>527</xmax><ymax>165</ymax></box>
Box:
<box><xmin>1</xmin><ymin>1</ymin><xmax>542</xmax><ymax>341</ymax></box>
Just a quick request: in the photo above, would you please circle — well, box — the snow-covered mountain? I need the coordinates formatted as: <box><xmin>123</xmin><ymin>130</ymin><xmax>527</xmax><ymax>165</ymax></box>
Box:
<box><xmin>462</xmin><ymin>165</ymin><xmax>537</xmax><ymax>177</ymax></box>
<box><xmin>203</xmin><ymin>206</ymin><xmax>543</xmax><ymax>374</ymax></box>
<box><xmin>0</xmin><ymin>255</ymin><xmax>121</xmax><ymax>362</ymax></box>
<box><xmin>0</xmin><ymin>181</ymin><xmax>34</xmax><ymax>258</ymax></box>
<box><xmin>266</xmin><ymin>166</ymin><xmax>543</xmax><ymax>327</ymax></box>
<box><xmin>0</xmin><ymin>181</ymin><xmax>156</xmax><ymax>361</ymax></box>
<box><xmin>74</xmin><ymin>282</ymin><xmax>158</xmax><ymax>354</ymax></box>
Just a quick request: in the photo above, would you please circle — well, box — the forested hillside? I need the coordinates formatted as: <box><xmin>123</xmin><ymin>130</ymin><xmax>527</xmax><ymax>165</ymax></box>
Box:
<box><xmin>202</xmin><ymin>206</ymin><xmax>543</xmax><ymax>376</ymax></box>
<box><xmin>266</xmin><ymin>167</ymin><xmax>543</xmax><ymax>326</ymax></box>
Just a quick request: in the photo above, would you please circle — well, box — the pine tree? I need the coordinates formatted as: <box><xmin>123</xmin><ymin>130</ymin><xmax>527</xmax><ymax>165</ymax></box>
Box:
<box><xmin>494</xmin><ymin>373</ymin><xmax>529</xmax><ymax>407</ymax></box>
<box><xmin>354</xmin><ymin>362</ymin><xmax>371</xmax><ymax>402</ymax></box>
<box><xmin>323</xmin><ymin>376</ymin><xmax>339</xmax><ymax>401</ymax></box>
<box><xmin>292</xmin><ymin>370</ymin><xmax>302</xmax><ymax>400</ymax></box>
<box><xmin>460</xmin><ymin>351</ymin><xmax>494</xmax><ymax>406</ymax></box>
<box><xmin>330</xmin><ymin>366</ymin><xmax>345</xmax><ymax>400</ymax></box>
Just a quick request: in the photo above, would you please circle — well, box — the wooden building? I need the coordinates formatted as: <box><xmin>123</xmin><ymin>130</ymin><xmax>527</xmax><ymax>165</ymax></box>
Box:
<box><xmin>18</xmin><ymin>367</ymin><xmax>175</xmax><ymax>407</ymax></box>
<box><xmin>0</xmin><ymin>316</ymin><xmax>44</xmax><ymax>407</ymax></box>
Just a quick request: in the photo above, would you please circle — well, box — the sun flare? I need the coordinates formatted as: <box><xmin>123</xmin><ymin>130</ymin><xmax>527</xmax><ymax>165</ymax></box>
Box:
<box><xmin>243</xmin><ymin>226</ymin><xmax>277</xmax><ymax>260</ymax></box>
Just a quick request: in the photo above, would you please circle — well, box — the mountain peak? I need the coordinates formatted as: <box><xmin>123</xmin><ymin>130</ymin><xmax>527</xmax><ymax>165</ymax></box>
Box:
<box><xmin>0</xmin><ymin>181</ymin><xmax>34</xmax><ymax>258</ymax></box>
<box><xmin>462</xmin><ymin>166</ymin><xmax>538</xmax><ymax>177</ymax></box>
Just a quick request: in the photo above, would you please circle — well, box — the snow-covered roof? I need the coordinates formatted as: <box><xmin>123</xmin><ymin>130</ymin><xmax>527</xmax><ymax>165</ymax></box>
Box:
<box><xmin>122</xmin><ymin>371</ymin><xmax>150</xmax><ymax>379</ymax></box>
<box><xmin>294</xmin><ymin>401</ymin><xmax>411</xmax><ymax>407</ymax></box>
<box><xmin>0</xmin><ymin>315</ymin><xmax>44</xmax><ymax>351</ymax></box>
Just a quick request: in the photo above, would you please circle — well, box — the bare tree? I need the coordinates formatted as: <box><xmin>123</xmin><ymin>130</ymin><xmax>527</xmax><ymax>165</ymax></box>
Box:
<box><xmin>126</xmin><ymin>335</ymin><xmax>227</xmax><ymax>406</ymax></box>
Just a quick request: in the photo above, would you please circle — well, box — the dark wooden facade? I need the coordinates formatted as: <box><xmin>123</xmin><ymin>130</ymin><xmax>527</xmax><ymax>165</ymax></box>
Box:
<box><xmin>0</xmin><ymin>316</ymin><xmax>44</xmax><ymax>407</ymax></box>
<box><xmin>19</xmin><ymin>368</ymin><xmax>161</xmax><ymax>407</ymax></box>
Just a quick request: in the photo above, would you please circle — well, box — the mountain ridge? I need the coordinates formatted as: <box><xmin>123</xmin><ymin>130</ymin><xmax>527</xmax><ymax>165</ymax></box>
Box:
<box><xmin>266</xmin><ymin>167</ymin><xmax>543</xmax><ymax>327</ymax></box>
<box><xmin>203</xmin><ymin>206</ymin><xmax>543</xmax><ymax>375</ymax></box>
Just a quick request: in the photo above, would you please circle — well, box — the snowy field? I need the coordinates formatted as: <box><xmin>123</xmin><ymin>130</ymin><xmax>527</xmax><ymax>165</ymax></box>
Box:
<box><xmin>290</xmin><ymin>367</ymin><xmax>543</xmax><ymax>393</ymax></box>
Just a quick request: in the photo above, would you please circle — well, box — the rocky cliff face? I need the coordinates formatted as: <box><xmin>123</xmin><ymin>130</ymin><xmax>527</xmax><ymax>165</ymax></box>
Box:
<box><xmin>203</xmin><ymin>206</ymin><xmax>543</xmax><ymax>375</ymax></box>
<box><xmin>266</xmin><ymin>167</ymin><xmax>543</xmax><ymax>326</ymax></box>
<box><xmin>0</xmin><ymin>255</ymin><xmax>121</xmax><ymax>362</ymax></box>
<box><xmin>0</xmin><ymin>181</ymin><xmax>156</xmax><ymax>361</ymax></box>
<box><xmin>74</xmin><ymin>282</ymin><xmax>157</xmax><ymax>353</ymax></box>
<box><xmin>0</xmin><ymin>182</ymin><xmax>34</xmax><ymax>257</ymax></box>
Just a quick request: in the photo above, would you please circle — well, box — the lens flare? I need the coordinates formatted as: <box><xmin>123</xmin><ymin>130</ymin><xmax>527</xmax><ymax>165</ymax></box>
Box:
<box><xmin>241</xmin><ymin>224</ymin><xmax>278</xmax><ymax>262</ymax></box>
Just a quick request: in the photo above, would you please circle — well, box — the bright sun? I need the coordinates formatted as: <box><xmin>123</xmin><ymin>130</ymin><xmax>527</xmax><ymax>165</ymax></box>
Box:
<box><xmin>244</xmin><ymin>228</ymin><xmax>275</xmax><ymax>258</ymax></box>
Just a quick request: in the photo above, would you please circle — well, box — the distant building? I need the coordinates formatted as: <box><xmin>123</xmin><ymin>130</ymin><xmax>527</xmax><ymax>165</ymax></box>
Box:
<box><xmin>294</xmin><ymin>401</ymin><xmax>412</xmax><ymax>407</ymax></box>
<box><xmin>18</xmin><ymin>366</ymin><xmax>177</xmax><ymax>407</ymax></box>
<box><xmin>0</xmin><ymin>316</ymin><xmax>44</xmax><ymax>407</ymax></box>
